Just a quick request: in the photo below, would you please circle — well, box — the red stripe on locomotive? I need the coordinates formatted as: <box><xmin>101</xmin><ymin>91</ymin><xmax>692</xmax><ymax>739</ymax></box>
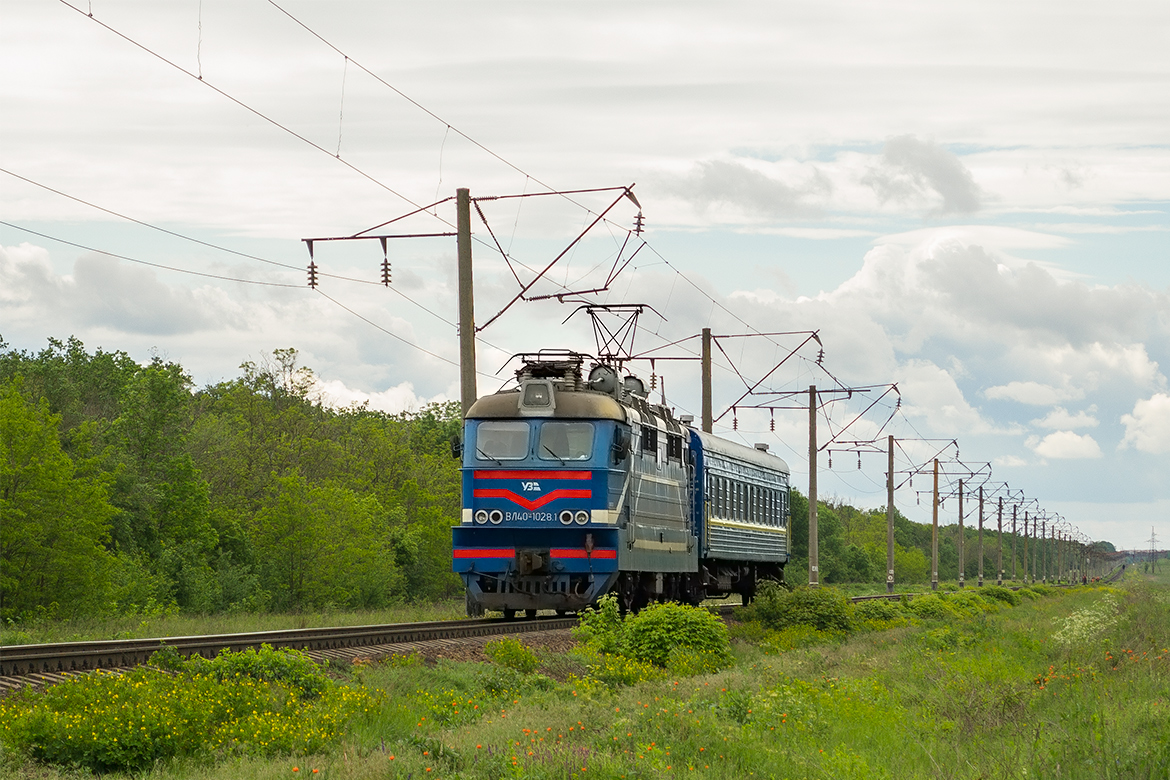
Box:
<box><xmin>473</xmin><ymin>470</ymin><xmax>591</xmax><ymax>480</ymax></box>
<box><xmin>472</xmin><ymin>488</ymin><xmax>591</xmax><ymax>511</ymax></box>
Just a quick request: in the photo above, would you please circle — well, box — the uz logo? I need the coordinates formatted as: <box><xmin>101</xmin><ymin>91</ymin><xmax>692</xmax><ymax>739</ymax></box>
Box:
<box><xmin>521</xmin><ymin>481</ymin><xmax>541</xmax><ymax>492</ymax></box>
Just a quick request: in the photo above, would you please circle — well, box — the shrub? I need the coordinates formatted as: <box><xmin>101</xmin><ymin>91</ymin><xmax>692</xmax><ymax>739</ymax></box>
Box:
<box><xmin>576</xmin><ymin>649</ymin><xmax>663</xmax><ymax>687</ymax></box>
<box><xmin>749</xmin><ymin>583</ymin><xmax>855</xmax><ymax>633</ymax></box>
<box><xmin>0</xmin><ymin>652</ymin><xmax>375</xmax><ymax>773</ymax></box>
<box><xmin>906</xmin><ymin>594</ymin><xmax>957</xmax><ymax>620</ymax></box>
<box><xmin>483</xmin><ymin>637</ymin><xmax>539</xmax><ymax>674</ymax></box>
<box><xmin>853</xmin><ymin>599</ymin><xmax>907</xmax><ymax>622</ymax></box>
<box><xmin>185</xmin><ymin>643</ymin><xmax>330</xmax><ymax>699</ymax></box>
<box><xmin>945</xmin><ymin>591</ymin><xmax>1000</xmax><ymax>617</ymax></box>
<box><xmin>980</xmin><ymin>585</ymin><xmax>1021</xmax><ymax>606</ymax></box>
<box><xmin>621</xmin><ymin>602</ymin><xmax>733</xmax><ymax>670</ymax></box>
<box><xmin>666</xmin><ymin>647</ymin><xmax>734</xmax><ymax>676</ymax></box>
<box><xmin>572</xmin><ymin>595</ymin><xmax>623</xmax><ymax>654</ymax></box>
<box><xmin>760</xmin><ymin>624</ymin><xmax>846</xmax><ymax>653</ymax></box>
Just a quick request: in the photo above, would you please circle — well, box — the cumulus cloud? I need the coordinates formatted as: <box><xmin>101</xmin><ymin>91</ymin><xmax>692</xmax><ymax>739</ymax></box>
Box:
<box><xmin>69</xmin><ymin>253</ymin><xmax>223</xmax><ymax>335</ymax></box>
<box><xmin>313</xmin><ymin>377</ymin><xmax>450</xmax><ymax>415</ymax></box>
<box><xmin>862</xmin><ymin>135</ymin><xmax>983</xmax><ymax>214</ymax></box>
<box><xmin>1120</xmin><ymin>393</ymin><xmax>1170</xmax><ymax>454</ymax></box>
<box><xmin>993</xmin><ymin>455</ymin><xmax>1028</xmax><ymax>467</ymax></box>
<box><xmin>985</xmin><ymin>381</ymin><xmax>1085</xmax><ymax>405</ymax></box>
<box><xmin>0</xmin><ymin>245</ymin><xmax>237</xmax><ymax>336</ymax></box>
<box><xmin>1031</xmin><ymin>406</ymin><xmax>1099</xmax><ymax>429</ymax></box>
<box><xmin>896</xmin><ymin>359</ymin><xmax>996</xmax><ymax>434</ymax></box>
<box><xmin>668</xmin><ymin>159</ymin><xmax>831</xmax><ymax>218</ymax></box>
<box><xmin>1026</xmin><ymin>431</ymin><xmax>1103</xmax><ymax>459</ymax></box>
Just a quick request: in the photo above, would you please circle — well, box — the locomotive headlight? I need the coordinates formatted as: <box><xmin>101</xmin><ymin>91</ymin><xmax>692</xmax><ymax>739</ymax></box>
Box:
<box><xmin>559</xmin><ymin>510</ymin><xmax>573</xmax><ymax>525</ymax></box>
<box><xmin>574</xmin><ymin>510</ymin><xmax>589</xmax><ymax>525</ymax></box>
<box><xmin>474</xmin><ymin>510</ymin><xmax>488</xmax><ymax>525</ymax></box>
<box><xmin>488</xmin><ymin>510</ymin><xmax>503</xmax><ymax>524</ymax></box>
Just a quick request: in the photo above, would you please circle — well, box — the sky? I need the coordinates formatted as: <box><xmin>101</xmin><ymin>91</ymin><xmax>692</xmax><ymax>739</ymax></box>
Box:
<box><xmin>2</xmin><ymin>0</ymin><xmax>1168</xmax><ymax>551</ymax></box>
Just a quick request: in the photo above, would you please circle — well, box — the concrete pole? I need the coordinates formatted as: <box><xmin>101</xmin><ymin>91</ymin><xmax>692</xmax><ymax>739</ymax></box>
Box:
<box><xmin>701</xmin><ymin>328</ymin><xmax>713</xmax><ymax>433</ymax></box>
<box><xmin>958</xmin><ymin>479</ymin><xmax>965</xmax><ymax>588</ymax></box>
<box><xmin>996</xmin><ymin>497</ymin><xmax>1003</xmax><ymax>586</ymax></box>
<box><xmin>978</xmin><ymin>486</ymin><xmax>984</xmax><ymax>587</ymax></box>
<box><xmin>456</xmin><ymin>188</ymin><xmax>477</xmax><ymax>417</ymax></box>
<box><xmin>1011</xmin><ymin>506</ymin><xmax>1018</xmax><ymax>581</ymax></box>
<box><xmin>808</xmin><ymin>385</ymin><xmax>819</xmax><ymax>587</ymax></box>
<box><xmin>1043</xmin><ymin>520</ymin><xmax>1049</xmax><ymax>582</ymax></box>
<box><xmin>1023</xmin><ymin>512</ymin><xmax>1031</xmax><ymax>584</ymax></box>
<box><xmin>886</xmin><ymin>435</ymin><xmax>895</xmax><ymax>593</ymax></box>
<box><xmin>931</xmin><ymin>458</ymin><xmax>939</xmax><ymax>591</ymax></box>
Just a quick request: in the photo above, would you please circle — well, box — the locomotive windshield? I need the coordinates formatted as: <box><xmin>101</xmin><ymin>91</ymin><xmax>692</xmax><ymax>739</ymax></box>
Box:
<box><xmin>475</xmin><ymin>421</ymin><xmax>530</xmax><ymax>460</ymax></box>
<box><xmin>538</xmin><ymin>422</ymin><xmax>594</xmax><ymax>461</ymax></box>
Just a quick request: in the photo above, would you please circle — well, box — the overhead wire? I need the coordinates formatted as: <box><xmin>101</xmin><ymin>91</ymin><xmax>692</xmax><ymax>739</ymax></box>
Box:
<box><xmin>0</xmin><ymin>166</ymin><xmax>467</xmax><ymax>334</ymax></box>
<box><xmin>53</xmin><ymin>0</ymin><xmax>581</xmax><ymax>306</ymax></box>
<box><xmin>0</xmin><ymin>218</ymin><xmax>504</xmax><ymax>376</ymax></box>
<box><xmin>260</xmin><ymin>0</ymin><xmax>851</xmax><ymax>379</ymax></box>
<box><xmin>50</xmin><ymin>2</ymin><xmax>1060</xmax><ymax>527</ymax></box>
<box><xmin>0</xmin><ymin>220</ymin><xmax>301</xmax><ymax>288</ymax></box>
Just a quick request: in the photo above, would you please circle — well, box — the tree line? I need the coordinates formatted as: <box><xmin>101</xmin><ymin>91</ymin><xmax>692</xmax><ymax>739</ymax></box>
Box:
<box><xmin>1</xmin><ymin>337</ymin><xmax>463</xmax><ymax>621</ymax></box>
<box><xmin>1</xmin><ymin>336</ymin><xmax>1115</xmax><ymax>622</ymax></box>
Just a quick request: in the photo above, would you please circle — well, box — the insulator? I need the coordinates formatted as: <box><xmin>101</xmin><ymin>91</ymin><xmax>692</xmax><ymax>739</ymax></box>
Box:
<box><xmin>380</xmin><ymin>258</ymin><xmax>392</xmax><ymax>287</ymax></box>
<box><xmin>770</xmin><ymin>417</ymin><xmax>775</xmax><ymax>432</ymax></box>
<box><xmin>650</xmin><ymin>373</ymin><xmax>657</xmax><ymax>390</ymax></box>
<box><xmin>307</xmin><ymin>260</ymin><xmax>319</xmax><ymax>289</ymax></box>
<box><xmin>828</xmin><ymin>451</ymin><xmax>832</xmax><ymax>469</ymax></box>
<box><xmin>732</xmin><ymin>415</ymin><xmax>738</xmax><ymax>431</ymax></box>
<box><xmin>633</xmin><ymin>211</ymin><xmax>645</xmax><ymax>235</ymax></box>
<box><xmin>858</xmin><ymin>454</ymin><xmax>862</xmax><ymax>470</ymax></box>
<box><xmin>917</xmin><ymin>493</ymin><xmax>921</xmax><ymax>506</ymax></box>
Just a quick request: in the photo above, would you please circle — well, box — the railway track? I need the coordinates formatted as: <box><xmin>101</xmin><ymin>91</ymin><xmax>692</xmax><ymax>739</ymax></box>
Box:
<box><xmin>1</xmin><ymin>570</ymin><xmax>1120</xmax><ymax>696</ymax></box>
<box><xmin>0</xmin><ymin>615</ymin><xmax>576</xmax><ymax>695</ymax></box>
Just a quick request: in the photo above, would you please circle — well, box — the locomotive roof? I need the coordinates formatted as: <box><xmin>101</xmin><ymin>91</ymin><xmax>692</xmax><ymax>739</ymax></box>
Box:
<box><xmin>691</xmin><ymin>429</ymin><xmax>791</xmax><ymax>475</ymax></box>
<box><xmin>466</xmin><ymin>389</ymin><xmax>627</xmax><ymax>421</ymax></box>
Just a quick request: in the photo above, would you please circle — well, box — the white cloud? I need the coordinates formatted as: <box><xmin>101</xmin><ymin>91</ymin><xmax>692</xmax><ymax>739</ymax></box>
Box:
<box><xmin>667</xmin><ymin>158</ymin><xmax>832</xmax><ymax>219</ymax></box>
<box><xmin>993</xmin><ymin>455</ymin><xmax>1028</xmax><ymax>468</ymax></box>
<box><xmin>896</xmin><ymin>359</ymin><xmax>994</xmax><ymax>434</ymax></box>
<box><xmin>1031</xmin><ymin>406</ymin><xmax>1099</xmax><ymax>430</ymax></box>
<box><xmin>985</xmin><ymin>381</ymin><xmax>1084</xmax><ymax>406</ymax></box>
<box><xmin>1026</xmin><ymin>431</ymin><xmax>1103</xmax><ymax>459</ymax></box>
<box><xmin>313</xmin><ymin>377</ymin><xmax>450</xmax><ymax>415</ymax></box>
<box><xmin>1120</xmin><ymin>393</ymin><xmax>1170</xmax><ymax>454</ymax></box>
<box><xmin>862</xmin><ymin>135</ymin><xmax>983</xmax><ymax>214</ymax></box>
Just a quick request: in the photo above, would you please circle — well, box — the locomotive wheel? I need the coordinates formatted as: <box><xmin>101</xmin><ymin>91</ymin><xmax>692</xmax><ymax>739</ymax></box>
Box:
<box><xmin>503</xmin><ymin>608</ymin><xmax>517</xmax><ymax>620</ymax></box>
<box><xmin>525</xmin><ymin>609</ymin><xmax>537</xmax><ymax>619</ymax></box>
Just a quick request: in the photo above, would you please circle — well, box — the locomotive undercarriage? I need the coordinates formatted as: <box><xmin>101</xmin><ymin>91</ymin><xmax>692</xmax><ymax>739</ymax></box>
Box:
<box><xmin>612</xmin><ymin>560</ymin><xmax>785</xmax><ymax>613</ymax></box>
<box><xmin>464</xmin><ymin>570</ymin><xmax>621</xmax><ymax>618</ymax></box>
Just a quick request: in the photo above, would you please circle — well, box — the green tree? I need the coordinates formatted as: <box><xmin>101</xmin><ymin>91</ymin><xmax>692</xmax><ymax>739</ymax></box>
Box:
<box><xmin>0</xmin><ymin>379</ymin><xmax>116</xmax><ymax>619</ymax></box>
<box><xmin>251</xmin><ymin>473</ymin><xmax>404</xmax><ymax>610</ymax></box>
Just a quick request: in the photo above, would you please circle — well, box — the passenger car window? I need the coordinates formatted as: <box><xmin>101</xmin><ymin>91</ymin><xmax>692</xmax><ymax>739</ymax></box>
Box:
<box><xmin>475</xmin><ymin>421</ymin><xmax>530</xmax><ymax>460</ymax></box>
<box><xmin>538</xmin><ymin>422</ymin><xmax>594</xmax><ymax>461</ymax></box>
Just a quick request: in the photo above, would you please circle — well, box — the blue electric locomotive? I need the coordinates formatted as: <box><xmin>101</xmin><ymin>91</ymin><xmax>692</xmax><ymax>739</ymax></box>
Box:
<box><xmin>452</xmin><ymin>352</ymin><xmax>790</xmax><ymax>617</ymax></box>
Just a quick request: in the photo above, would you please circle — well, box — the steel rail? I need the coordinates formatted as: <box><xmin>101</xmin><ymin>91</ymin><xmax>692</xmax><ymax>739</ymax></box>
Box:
<box><xmin>0</xmin><ymin>616</ymin><xmax>575</xmax><ymax>682</ymax></box>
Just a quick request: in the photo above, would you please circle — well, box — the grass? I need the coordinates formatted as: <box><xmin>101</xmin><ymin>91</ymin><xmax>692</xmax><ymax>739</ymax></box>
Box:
<box><xmin>0</xmin><ymin>601</ymin><xmax>467</xmax><ymax>646</ymax></box>
<box><xmin>2</xmin><ymin>568</ymin><xmax>1166</xmax><ymax>778</ymax></box>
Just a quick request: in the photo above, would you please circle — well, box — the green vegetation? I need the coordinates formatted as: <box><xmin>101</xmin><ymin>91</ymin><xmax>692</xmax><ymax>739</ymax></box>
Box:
<box><xmin>0</xmin><ymin>646</ymin><xmax>376</xmax><ymax>773</ymax></box>
<box><xmin>1</xmin><ymin>337</ymin><xmax>462</xmax><ymax>627</ymax></box>
<box><xmin>3</xmin><ymin>573</ymin><xmax>1169</xmax><ymax>778</ymax></box>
